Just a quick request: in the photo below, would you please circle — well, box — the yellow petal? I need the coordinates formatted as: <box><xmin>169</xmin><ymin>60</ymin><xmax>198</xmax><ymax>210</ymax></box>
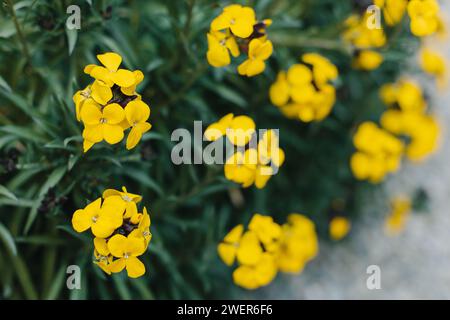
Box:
<box><xmin>112</xmin><ymin>69</ymin><xmax>136</xmax><ymax>88</ymax></box>
<box><xmin>80</xmin><ymin>100</ymin><xmax>102</xmax><ymax>125</ymax></box>
<box><xmin>83</xmin><ymin>139</ymin><xmax>95</xmax><ymax>153</ymax></box>
<box><xmin>108</xmin><ymin>234</ymin><xmax>127</xmax><ymax>258</ymax></box>
<box><xmin>126</xmin><ymin>257</ymin><xmax>145</xmax><ymax>278</ymax></box>
<box><xmin>109</xmin><ymin>258</ymin><xmax>126</xmax><ymax>273</ymax></box>
<box><xmin>102</xmin><ymin>124</ymin><xmax>124</xmax><ymax>145</ymax></box>
<box><xmin>94</xmin><ymin>238</ymin><xmax>110</xmax><ymax>256</ymax></box>
<box><xmin>125</xmin><ymin>100</ymin><xmax>150</xmax><ymax>125</ymax></box>
<box><xmin>83</xmin><ymin>125</ymin><xmax>103</xmax><ymax>143</ymax></box>
<box><xmin>217</xmin><ymin>243</ymin><xmax>237</xmax><ymax>266</ymax></box>
<box><xmin>71</xmin><ymin>209</ymin><xmax>93</xmax><ymax>232</ymax></box>
<box><xmin>126</xmin><ymin>126</ymin><xmax>143</xmax><ymax>150</ymax></box>
<box><xmin>91</xmin><ymin>221</ymin><xmax>115</xmax><ymax>238</ymax></box>
<box><xmin>97</xmin><ymin>52</ymin><xmax>122</xmax><ymax>72</ymax></box>
<box><xmin>91</xmin><ymin>81</ymin><xmax>113</xmax><ymax>105</ymax></box>
<box><xmin>224</xmin><ymin>224</ymin><xmax>244</xmax><ymax>243</ymax></box>
<box><xmin>126</xmin><ymin>236</ymin><xmax>146</xmax><ymax>256</ymax></box>
<box><xmin>103</xmin><ymin>103</ymin><xmax>125</xmax><ymax>125</ymax></box>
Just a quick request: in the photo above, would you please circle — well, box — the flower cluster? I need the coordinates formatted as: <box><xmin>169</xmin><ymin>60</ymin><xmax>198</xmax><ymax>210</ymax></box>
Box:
<box><xmin>205</xmin><ymin>114</ymin><xmax>285</xmax><ymax>189</ymax></box>
<box><xmin>218</xmin><ymin>213</ymin><xmax>318</xmax><ymax>289</ymax></box>
<box><xmin>73</xmin><ymin>52</ymin><xmax>152</xmax><ymax>152</ymax></box>
<box><xmin>206</xmin><ymin>4</ymin><xmax>273</xmax><ymax>77</ymax></box>
<box><xmin>407</xmin><ymin>0</ymin><xmax>441</xmax><ymax>37</ymax></box>
<box><xmin>351</xmin><ymin>122</ymin><xmax>404</xmax><ymax>183</ymax></box>
<box><xmin>384</xmin><ymin>196</ymin><xmax>412</xmax><ymax>236</ymax></box>
<box><xmin>379</xmin><ymin>79</ymin><xmax>440</xmax><ymax>161</ymax></box>
<box><xmin>343</xmin><ymin>12</ymin><xmax>386</xmax><ymax>70</ymax></box>
<box><xmin>269</xmin><ymin>53</ymin><xmax>338</xmax><ymax>122</ymax></box>
<box><xmin>71</xmin><ymin>187</ymin><xmax>152</xmax><ymax>278</ymax></box>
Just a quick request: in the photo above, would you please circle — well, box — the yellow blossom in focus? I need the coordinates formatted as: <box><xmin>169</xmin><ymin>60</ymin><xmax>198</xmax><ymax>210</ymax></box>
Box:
<box><xmin>329</xmin><ymin>216</ymin><xmax>351</xmax><ymax>241</ymax></box>
<box><xmin>210</xmin><ymin>4</ymin><xmax>256</xmax><ymax>38</ymax></box>
<box><xmin>124</xmin><ymin>100</ymin><xmax>152</xmax><ymax>150</ymax></box>
<box><xmin>385</xmin><ymin>197</ymin><xmax>412</xmax><ymax>236</ymax></box>
<box><xmin>108</xmin><ymin>234</ymin><xmax>147</xmax><ymax>278</ymax></box>
<box><xmin>72</xmin><ymin>188</ymin><xmax>152</xmax><ymax>278</ymax></box>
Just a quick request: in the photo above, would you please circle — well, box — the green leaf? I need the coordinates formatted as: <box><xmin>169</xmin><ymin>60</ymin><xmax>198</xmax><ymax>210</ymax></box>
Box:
<box><xmin>124</xmin><ymin>167</ymin><xmax>164</xmax><ymax>196</ymax></box>
<box><xmin>0</xmin><ymin>75</ymin><xmax>11</xmax><ymax>92</ymax></box>
<box><xmin>0</xmin><ymin>223</ymin><xmax>17</xmax><ymax>256</ymax></box>
<box><xmin>0</xmin><ymin>185</ymin><xmax>18</xmax><ymax>201</ymax></box>
<box><xmin>0</xmin><ymin>125</ymin><xmax>45</xmax><ymax>143</ymax></box>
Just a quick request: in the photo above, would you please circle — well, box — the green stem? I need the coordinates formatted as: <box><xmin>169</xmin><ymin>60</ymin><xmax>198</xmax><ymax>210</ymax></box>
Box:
<box><xmin>6</xmin><ymin>0</ymin><xmax>32</xmax><ymax>63</ymax></box>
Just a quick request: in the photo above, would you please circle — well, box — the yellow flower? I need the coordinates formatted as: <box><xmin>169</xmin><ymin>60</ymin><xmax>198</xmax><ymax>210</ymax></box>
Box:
<box><xmin>385</xmin><ymin>197</ymin><xmax>412</xmax><ymax>236</ymax></box>
<box><xmin>121</xmin><ymin>70</ymin><xmax>144</xmax><ymax>96</ymax></box>
<box><xmin>124</xmin><ymin>100</ymin><xmax>152</xmax><ymax>150</ymax></box>
<box><xmin>238</xmin><ymin>38</ymin><xmax>273</xmax><ymax>77</ymax></box>
<box><xmin>232</xmin><ymin>253</ymin><xmax>277</xmax><ymax>289</ymax></box>
<box><xmin>276</xmin><ymin>214</ymin><xmax>318</xmax><ymax>273</ymax></box>
<box><xmin>103</xmin><ymin>186</ymin><xmax>142</xmax><ymax>219</ymax></box>
<box><xmin>86</xmin><ymin>52</ymin><xmax>136</xmax><ymax>88</ymax></box>
<box><xmin>329</xmin><ymin>217</ymin><xmax>351</xmax><ymax>241</ymax></box>
<box><xmin>343</xmin><ymin>13</ymin><xmax>387</xmax><ymax>50</ymax></box>
<box><xmin>407</xmin><ymin>0</ymin><xmax>440</xmax><ymax>37</ymax></box>
<box><xmin>350</xmin><ymin>122</ymin><xmax>404</xmax><ymax>183</ymax></box>
<box><xmin>81</xmin><ymin>102</ymin><xmax>126</xmax><ymax>149</ymax></box>
<box><xmin>206</xmin><ymin>31</ymin><xmax>240</xmax><ymax>67</ymax></box>
<box><xmin>269</xmin><ymin>54</ymin><xmax>338</xmax><ymax>122</ymax></box>
<box><xmin>248</xmin><ymin>214</ymin><xmax>281</xmax><ymax>246</ymax></box>
<box><xmin>217</xmin><ymin>224</ymin><xmax>244</xmax><ymax>266</ymax></box>
<box><xmin>71</xmin><ymin>197</ymin><xmax>124</xmax><ymax>238</ymax></box>
<box><xmin>204</xmin><ymin>113</ymin><xmax>255</xmax><ymax>146</ymax></box>
<box><xmin>210</xmin><ymin>4</ymin><xmax>256</xmax><ymax>38</ymax></box>
<box><xmin>108</xmin><ymin>234</ymin><xmax>147</xmax><ymax>278</ymax></box>
<box><xmin>374</xmin><ymin>0</ymin><xmax>408</xmax><ymax>26</ymax></box>
<box><xmin>353</xmin><ymin>50</ymin><xmax>384</xmax><ymax>71</ymax></box>
<box><xmin>129</xmin><ymin>207</ymin><xmax>152</xmax><ymax>246</ymax></box>
<box><xmin>224</xmin><ymin>150</ymin><xmax>257</xmax><ymax>188</ymax></box>
<box><xmin>420</xmin><ymin>48</ymin><xmax>446</xmax><ymax>82</ymax></box>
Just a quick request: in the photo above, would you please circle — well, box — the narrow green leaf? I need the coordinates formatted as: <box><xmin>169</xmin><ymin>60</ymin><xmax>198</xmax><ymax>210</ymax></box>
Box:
<box><xmin>0</xmin><ymin>223</ymin><xmax>17</xmax><ymax>256</ymax></box>
<box><xmin>0</xmin><ymin>185</ymin><xmax>18</xmax><ymax>201</ymax></box>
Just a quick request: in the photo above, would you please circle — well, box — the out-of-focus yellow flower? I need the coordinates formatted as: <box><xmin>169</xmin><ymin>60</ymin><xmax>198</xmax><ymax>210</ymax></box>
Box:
<box><xmin>329</xmin><ymin>216</ymin><xmax>351</xmax><ymax>241</ymax></box>
<box><xmin>353</xmin><ymin>50</ymin><xmax>384</xmax><ymax>71</ymax></box>
<box><xmin>218</xmin><ymin>213</ymin><xmax>318</xmax><ymax>289</ymax></box>
<box><xmin>206</xmin><ymin>31</ymin><xmax>240</xmax><ymax>67</ymax></box>
<box><xmin>72</xmin><ymin>188</ymin><xmax>152</xmax><ymax>278</ymax></box>
<box><xmin>270</xmin><ymin>54</ymin><xmax>338</xmax><ymax>122</ymax></box>
<box><xmin>385</xmin><ymin>197</ymin><xmax>412</xmax><ymax>236</ymax></box>
<box><xmin>343</xmin><ymin>12</ymin><xmax>386</xmax><ymax>70</ymax></box>
<box><xmin>407</xmin><ymin>0</ymin><xmax>440</xmax><ymax>37</ymax></box>
<box><xmin>224</xmin><ymin>150</ymin><xmax>257</xmax><ymax>188</ymax></box>
<box><xmin>238</xmin><ymin>38</ymin><xmax>273</xmax><ymax>77</ymax></box>
<box><xmin>205</xmin><ymin>113</ymin><xmax>255</xmax><ymax>146</ymax></box>
<box><xmin>374</xmin><ymin>0</ymin><xmax>408</xmax><ymax>26</ymax></box>
<box><xmin>350</xmin><ymin>122</ymin><xmax>404</xmax><ymax>183</ymax></box>
<box><xmin>379</xmin><ymin>79</ymin><xmax>440</xmax><ymax>162</ymax></box>
<box><xmin>217</xmin><ymin>224</ymin><xmax>244</xmax><ymax>266</ymax></box>
<box><xmin>420</xmin><ymin>48</ymin><xmax>447</xmax><ymax>86</ymax></box>
<box><xmin>207</xmin><ymin>5</ymin><xmax>272</xmax><ymax>76</ymax></box>
<box><xmin>276</xmin><ymin>214</ymin><xmax>318</xmax><ymax>274</ymax></box>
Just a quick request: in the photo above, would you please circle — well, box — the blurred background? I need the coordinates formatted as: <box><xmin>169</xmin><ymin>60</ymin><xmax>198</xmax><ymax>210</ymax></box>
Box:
<box><xmin>0</xmin><ymin>0</ymin><xmax>448</xmax><ymax>299</ymax></box>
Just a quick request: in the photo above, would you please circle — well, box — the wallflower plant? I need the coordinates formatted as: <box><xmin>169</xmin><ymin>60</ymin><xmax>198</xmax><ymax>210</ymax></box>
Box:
<box><xmin>73</xmin><ymin>52</ymin><xmax>151</xmax><ymax>152</ymax></box>
<box><xmin>72</xmin><ymin>187</ymin><xmax>152</xmax><ymax>278</ymax></box>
